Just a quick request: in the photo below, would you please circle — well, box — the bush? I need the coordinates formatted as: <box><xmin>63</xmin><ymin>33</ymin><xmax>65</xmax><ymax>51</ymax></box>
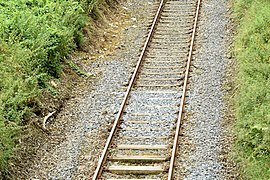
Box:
<box><xmin>0</xmin><ymin>0</ymin><xmax>118</xmax><ymax>175</ymax></box>
<box><xmin>0</xmin><ymin>0</ymin><xmax>87</xmax><ymax>173</ymax></box>
<box><xmin>233</xmin><ymin>0</ymin><xmax>270</xmax><ymax>179</ymax></box>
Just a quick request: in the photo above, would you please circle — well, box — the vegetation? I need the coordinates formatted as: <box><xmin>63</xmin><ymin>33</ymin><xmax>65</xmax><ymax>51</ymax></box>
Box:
<box><xmin>233</xmin><ymin>0</ymin><xmax>270</xmax><ymax>179</ymax></box>
<box><xmin>0</xmin><ymin>0</ymin><xmax>112</xmax><ymax>175</ymax></box>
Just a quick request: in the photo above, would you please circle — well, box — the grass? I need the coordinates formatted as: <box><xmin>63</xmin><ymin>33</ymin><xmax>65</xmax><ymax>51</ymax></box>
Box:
<box><xmin>233</xmin><ymin>0</ymin><xmax>270</xmax><ymax>179</ymax></box>
<box><xmin>0</xmin><ymin>0</ymin><xmax>114</xmax><ymax>176</ymax></box>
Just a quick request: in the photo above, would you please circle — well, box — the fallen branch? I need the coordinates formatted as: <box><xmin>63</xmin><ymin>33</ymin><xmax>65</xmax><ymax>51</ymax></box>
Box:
<box><xmin>42</xmin><ymin>111</ymin><xmax>56</xmax><ymax>130</ymax></box>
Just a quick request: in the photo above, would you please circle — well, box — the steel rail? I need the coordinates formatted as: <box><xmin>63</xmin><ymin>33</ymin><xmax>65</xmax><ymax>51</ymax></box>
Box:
<box><xmin>167</xmin><ymin>0</ymin><xmax>201</xmax><ymax>179</ymax></box>
<box><xmin>92</xmin><ymin>0</ymin><xmax>165</xmax><ymax>179</ymax></box>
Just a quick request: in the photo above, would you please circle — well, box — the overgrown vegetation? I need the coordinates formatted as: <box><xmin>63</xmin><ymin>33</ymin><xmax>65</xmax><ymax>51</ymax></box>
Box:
<box><xmin>233</xmin><ymin>0</ymin><xmax>270</xmax><ymax>179</ymax></box>
<box><xmin>0</xmin><ymin>0</ymin><xmax>111</xmax><ymax>175</ymax></box>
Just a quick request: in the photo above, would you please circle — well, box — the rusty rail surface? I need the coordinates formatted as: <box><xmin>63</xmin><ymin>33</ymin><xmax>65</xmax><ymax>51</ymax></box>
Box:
<box><xmin>92</xmin><ymin>1</ymin><xmax>166</xmax><ymax>179</ymax></box>
<box><xmin>92</xmin><ymin>0</ymin><xmax>201</xmax><ymax>179</ymax></box>
<box><xmin>168</xmin><ymin>0</ymin><xmax>201</xmax><ymax>179</ymax></box>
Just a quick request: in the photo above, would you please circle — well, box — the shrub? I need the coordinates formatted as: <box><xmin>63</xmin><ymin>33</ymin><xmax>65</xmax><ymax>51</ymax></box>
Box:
<box><xmin>0</xmin><ymin>0</ymin><xmax>87</xmax><ymax>173</ymax></box>
<box><xmin>0</xmin><ymin>0</ymin><xmax>117</xmax><ymax>175</ymax></box>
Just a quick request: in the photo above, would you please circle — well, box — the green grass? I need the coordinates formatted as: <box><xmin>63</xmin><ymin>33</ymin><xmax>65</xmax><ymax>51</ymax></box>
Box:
<box><xmin>0</xmin><ymin>0</ymin><xmax>112</xmax><ymax>175</ymax></box>
<box><xmin>233</xmin><ymin>0</ymin><xmax>270</xmax><ymax>179</ymax></box>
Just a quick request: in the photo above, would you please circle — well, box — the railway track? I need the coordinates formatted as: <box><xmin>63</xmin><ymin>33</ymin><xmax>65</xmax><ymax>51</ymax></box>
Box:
<box><xmin>93</xmin><ymin>0</ymin><xmax>201</xmax><ymax>179</ymax></box>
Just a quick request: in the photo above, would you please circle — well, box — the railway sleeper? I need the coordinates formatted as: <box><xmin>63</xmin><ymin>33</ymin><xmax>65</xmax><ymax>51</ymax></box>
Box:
<box><xmin>142</xmin><ymin>74</ymin><xmax>185</xmax><ymax>79</ymax></box>
<box><xmin>146</xmin><ymin>55</ymin><xmax>188</xmax><ymax>59</ymax></box>
<box><xmin>167</xmin><ymin>1</ymin><xmax>196</xmax><ymax>5</ymax></box>
<box><xmin>147</xmin><ymin>50</ymin><xmax>189</xmax><ymax>53</ymax></box>
<box><xmin>161</xmin><ymin>13</ymin><xmax>195</xmax><ymax>18</ymax></box>
<box><xmin>152</xmin><ymin>33</ymin><xmax>191</xmax><ymax>38</ymax></box>
<box><xmin>138</xmin><ymin>77</ymin><xmax>182</xmax><ymax>81</ymax></box>
<box><xmin>107</xmin><ymin>179</ymin><xmax>159</xmax><ymax>180</ymax></box>
<box><xmin>116</xmin><ymin>144</ymin><xmax>169</xmax><ymax>150</ymax></box>
<box><xmin>144</xmin><ymin>58</ymin><xmax>186</xmax><ymax>61</ymax></box>
<box><xmin>140</xmin><ymin>71</ymin><xmax>183</xmax><ymax>75</ymax></box>
<box><xmin>159</xmin><ymin>18</ymin><xmax>194</xmax><ymax>23</ymax></box>
<box><xmin>118</xmin><ymin>136</ymin><xmax>169</xmax><ymax>140</ymax></box>
<box><xmin>106</xmin><ymin>165</ymin><xmax>165</xmax><ymax>175</ymax></box>
<box><xmin>142</xmin><ymin>65</ymin><xmax>183</xmax><ymax>69</ymax></box>
<box><xmin>121</xmin><ymin>117</ymin><xmax>174</xmax><ymax>123</ymax></box>
<box><xmin>153</xmin><ymin>24</ymin><xmax>192</xmax><ymax>28</ymax></box>
<box><xmin>108</xmin><ymin>155</ymin><xmax>169</xmax><ymax>162</ymax></box>
<box><xmin>153</xmin><ymin>32</ymin><xmax>192</xmax><ymax>37</ymax></box>
<box><xmin>151</xmin><ymin>34</ymin><xmax>191</xmax><ymax>38</ymax></box>
<box><xmin>163</xmin><ymin>9</ymin><xmax>196</xmax><ymax>13</ymax></box>
<box><xmin>120</xmin><ymin>121</ymin><xmax>174</xmax><ymax>128</ymax></box>
<box><xmin>144</xmin><ymin>61</ymin><xmax>184</xmax><ymax>65</ymax></box>
<box><xmin>147</xmin><ymin>47</ymin><xmax>190</xmax><ymax>51</ymax></box>
<box><xmin>120</xmin><ymin>120</ymin><xmax>171</xmax><ymax>124</ymax></box>
<box><xmin>135</xmin><ymin>82</ymin><xmax>183</xmax><ymax>87</ymax></box>
<box><xmin>120</xmin><ymin>127</ymin><xmax>172</xmax><ymax>132</ymax></box>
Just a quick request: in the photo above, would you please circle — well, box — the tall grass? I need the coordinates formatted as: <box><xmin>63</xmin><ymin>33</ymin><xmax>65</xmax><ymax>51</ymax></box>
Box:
<box><xmin>0</xmin><ymin>0</ymin><xmax>109</xmax><ymax>174</ymax></box>
<box><xmin>233</xmin><ymin>0</ymin><xmax>270</xmax><ymax>179</ymax></box>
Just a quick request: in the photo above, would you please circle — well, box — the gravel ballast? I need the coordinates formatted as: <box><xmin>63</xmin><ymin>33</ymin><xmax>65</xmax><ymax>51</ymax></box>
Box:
<box><xmin>18</xmin><ymin>0</ymin><xmax>238</xmax><ymax>179</ymax></box>
<box><xmin>175</xmin><ymin>0</ymin><xmax>237</xmax><ymax>179</ymax></box>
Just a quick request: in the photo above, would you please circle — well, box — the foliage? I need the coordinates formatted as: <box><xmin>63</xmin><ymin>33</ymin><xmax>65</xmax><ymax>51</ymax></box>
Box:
<box><xmin>233</xmin><ymin>0</ymin><xmax>270</xmax><ymax>179</ymax></box>
<box><xmin>67</xmin><ymin>60</ymin><xmax>91</xmax><ymax>77</ymax></box>
<box><xmin>0</xmin><ymin>0</ymin><xmax>106</xmax><ymax>174</ymax></box>
<box><xmin>78</xmin><ymin>0</ymin><xmax>115</xmax><ymax>13</ymax></box>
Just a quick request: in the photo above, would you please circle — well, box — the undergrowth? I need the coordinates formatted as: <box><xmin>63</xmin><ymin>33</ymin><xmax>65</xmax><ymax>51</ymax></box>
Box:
<box><xmin>233</xmin><ymin>0</ymin><xmax>270</xmax><ymax>179</ymax></box>
<box><xmin>0</xmin><ymin>0</ymin><xmax>113</xmax><ymax>175</ymax></box>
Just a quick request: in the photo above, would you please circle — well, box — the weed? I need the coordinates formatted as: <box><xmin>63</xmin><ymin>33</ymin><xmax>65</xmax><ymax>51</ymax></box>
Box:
<box><xmin>67</xmin><ymin>60</ymin><xmax>92</xmax><ymax>77</ymax></box>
